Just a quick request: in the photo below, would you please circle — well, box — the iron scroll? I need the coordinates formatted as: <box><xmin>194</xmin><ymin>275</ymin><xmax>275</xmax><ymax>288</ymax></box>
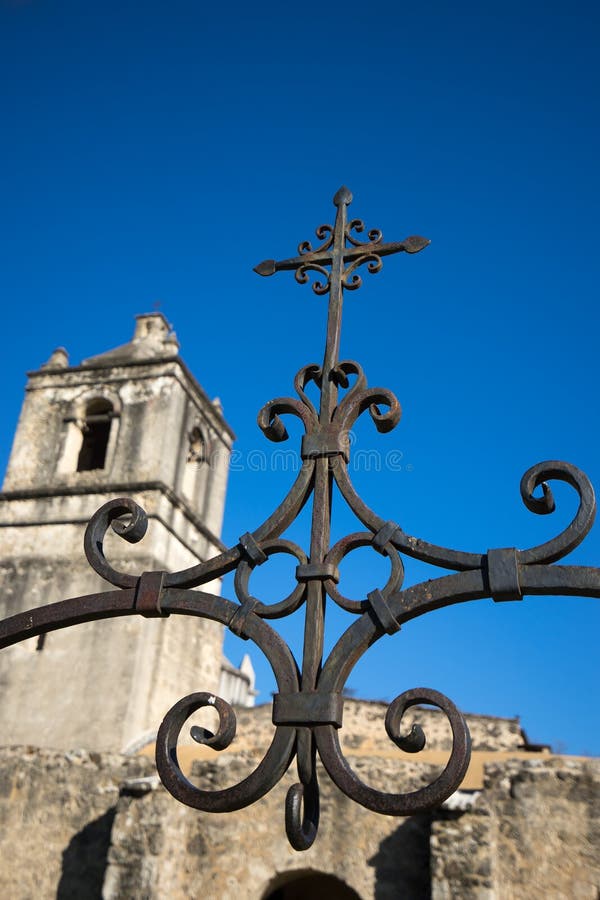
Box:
<box><xmin>1</xmin><ymin>188</ymin><xmax>599</xmax><ymax>850</ymax></box>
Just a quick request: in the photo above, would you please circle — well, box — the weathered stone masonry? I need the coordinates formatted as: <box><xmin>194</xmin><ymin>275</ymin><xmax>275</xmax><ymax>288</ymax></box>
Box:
<box><xmin>0</xmin><ymin>313</ymin><xmax>233</xmax><ymax>752</ymax></box>
<box><xmin>0</xmin><ymin>708</ymin><xmax>597</xmax><ymax>899</ymax></box>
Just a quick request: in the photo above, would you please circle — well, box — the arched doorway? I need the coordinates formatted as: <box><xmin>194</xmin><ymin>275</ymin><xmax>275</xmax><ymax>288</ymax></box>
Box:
<box><xmin>262</xmin><ymin>869</ymin><xmax>362</xmax><ymax>900</ymax></box>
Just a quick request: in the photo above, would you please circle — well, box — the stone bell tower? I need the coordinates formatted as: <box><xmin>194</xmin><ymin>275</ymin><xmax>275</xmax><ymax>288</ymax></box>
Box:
<box><xmin>0</xmin><ymin>313</ymin><xmax>234</xmax><ymax>752</ymax></box>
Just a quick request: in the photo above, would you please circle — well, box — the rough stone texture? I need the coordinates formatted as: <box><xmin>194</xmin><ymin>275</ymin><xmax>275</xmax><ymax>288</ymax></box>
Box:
<box><xmin>0</xmin><ymin>743</ymin><xmax>596</xmax><ymax>900</ymax></box>
<box><xmin>0</xmin><ymin>314</ymin><xmax>232</xmax><ymax>752</ymax></box>
<box><xmin>228</xmin><ymin>700</ymin><xmax>523</xmax><ymax>757</ymax></box>
<box><xmin>0</xmin><ymin>745</ymin><xmax>153</xmax><ymax>900</ymax></box>
<box><xmin>431</xmin><ymin>756</ymin><xmax>600</xmax><ymax>900</ymax></box>
<box><xmin>144</xmin><ymin>699</ymin><xmax>534</xmax><ymax>805</ymax></box>
<box><xmin>103</xmin><ymin>752</ymin><xmax>437</xmax><ymax>900</ymax></box>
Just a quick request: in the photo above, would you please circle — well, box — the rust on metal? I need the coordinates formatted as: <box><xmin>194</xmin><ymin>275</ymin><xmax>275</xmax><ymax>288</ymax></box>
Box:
<box><xmin>0</xmin><ymin>188</ymin><xmax>599</xmax><ymax>850</ymax></box>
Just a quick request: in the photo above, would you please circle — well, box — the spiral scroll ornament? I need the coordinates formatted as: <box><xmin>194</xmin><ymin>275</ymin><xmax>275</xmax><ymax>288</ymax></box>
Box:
<box><xmin>1</xmin><ymin>187</ymin><xmax>599</xmax><ymax>852</ymax></box>
<box><xmin>84</xmin><ymin>498</ymin><xmax>149</xmax><ymax>588</ymax></box>
<box><xmin>316</xmin><ymin>688</ymin><xmax>471</xmax><ymax>815</ymax></box>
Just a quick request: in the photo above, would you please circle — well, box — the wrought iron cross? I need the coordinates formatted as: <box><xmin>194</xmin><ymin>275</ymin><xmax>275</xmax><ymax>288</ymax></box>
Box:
<box><xmin>254</xmin><ymin>186</ymin><xmax>429</xmax><ymax>701</ymax></box>
<box><xmin>0</xmin><ymin>188</ymin><xmax>598</xmax><ymax>851</ymax></box>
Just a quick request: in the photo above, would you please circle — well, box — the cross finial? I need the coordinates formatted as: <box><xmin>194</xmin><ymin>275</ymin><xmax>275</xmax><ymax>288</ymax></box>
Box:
<box><xmin>254</xmin><ymin>188</ymin><xmax>430</xmax><ymax>406</ymax></box>
<box><xmin>254</xmin><ymin>186</ymin><xmax>430</xmax><ymax>295</ymax></box>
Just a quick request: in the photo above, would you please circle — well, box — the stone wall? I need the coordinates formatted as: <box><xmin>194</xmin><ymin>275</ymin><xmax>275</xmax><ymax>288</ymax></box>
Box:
<box><xmin>0</xmin><ymin>552</ymin><xmax>225</xmax><ymax>753</ymax></box>
<box><xmin>103</xmin><ymin>752</ymin><xmax>436</xmax><ymax>900</ymax></box>
<box><xmin>0</xmin><ymin>739</ymin><xmax>597</xmax><ymax>899</ymax></box>
<box><xmin>0</xmin><ymin>746</ymin><xmax>153</xmax><ymax>900</ymax></box>
<box><xmin>230</xmin><ymin>700</ymin><xmax>524</xmax><ymax>758</ymax></box>
<box><xmin>430</xmin><ymin>757</ymin><xmax>600</xmax><ymax>900</ymax></box>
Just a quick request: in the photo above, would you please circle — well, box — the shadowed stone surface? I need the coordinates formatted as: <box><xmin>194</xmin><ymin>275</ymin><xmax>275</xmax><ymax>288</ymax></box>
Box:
<box><xmin>0</xmin><ymin>740</ymin><xmax>597</xmax><ymax>899</ymax></box>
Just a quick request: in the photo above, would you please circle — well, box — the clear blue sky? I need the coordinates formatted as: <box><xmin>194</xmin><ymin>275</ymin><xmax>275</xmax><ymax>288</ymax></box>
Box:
<box><xmin>1</xmin><ymin>1</ymin><xmax>599</xmax><ymax>754</ymax></box>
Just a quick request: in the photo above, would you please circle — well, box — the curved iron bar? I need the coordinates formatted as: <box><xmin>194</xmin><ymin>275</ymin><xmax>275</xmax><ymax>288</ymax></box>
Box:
<box><xmin>234</xmin><ymin>537</ymin><xmax>308</xmax><ymax>618</ymax></box>
<box><xmin>323</xmin><ymin>532</ymin><xmax>404</xmax><ymax>613</ymax></box>
<box><xmin>2</xmin><ymin>187</ymin><xmax>599</xmax><ymax>851</ymax></box>
<box><xmin>164</xmin><ymin>460</ymin><xmax>316</xmax><ymax>589</ymax></box>
<box><xmin>295</xmin><ymin>262</ymin><xmax>331</xmax><ymax>295</ymax></box>
<box><xmin>285</xmin><ymin>727</ymin><xmax>320</xmax><ymax>850</ymax></box>
<box><xmin>298</xmin><ymin>223</ymin><xmax>334</xmax><ymax>257</ymax></box>
<box><xmin>155</xmin><ymin>588</ymin><xmax>300</xmax><ymax>814</ymax></box>
<box><xmin>314</xmin><ymin>690</ymin><xmax>471</xmax><ymax>816</ymax></box>
<box><xmin>341</xmin><ymin>252</ymin><xmax>383</xmax><ymax>291</ymax></box>
<box><xmin>345</xmin><ymin>218</ymin><xmax>383</xmax><ymax>247</ymax></box>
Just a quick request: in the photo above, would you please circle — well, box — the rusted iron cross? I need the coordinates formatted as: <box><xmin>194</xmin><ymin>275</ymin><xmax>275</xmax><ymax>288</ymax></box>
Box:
<box><xmin>254</xmin><ymin>185</ymin><xmax>429</xmax><ymax>293</ymax></box>
<box><xmin>254</xmin><ymin>185</ymin><xmax>430</xmax><ymax>420</ymax></box>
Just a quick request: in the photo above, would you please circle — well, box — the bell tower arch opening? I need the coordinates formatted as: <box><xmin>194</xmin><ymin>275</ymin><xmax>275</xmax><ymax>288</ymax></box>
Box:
<box><xmin>76</xmin><ymin>398</ymin><xmax>114</xmax><ymax>471</ymax></box>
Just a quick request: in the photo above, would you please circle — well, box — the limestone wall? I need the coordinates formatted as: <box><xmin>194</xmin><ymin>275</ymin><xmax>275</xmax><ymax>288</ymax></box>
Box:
<box><xmin>232</xmin><ymin>699</ymin><xmax>524</xmax><ymax>757</ymax></box>
<box><xmin>0</xmin><ymin>553</ymin><xmax>224</xmax><ymax>752</ymax></box>
<box><xmin>431</xmin><ymin>757</ymin><xmax>600</xmax><ymax>900</ymax></box>
<box><xmin>103</xmin><ymin>752</ymin><xmax>436</xmax><ymax>900</ymax></box>
<box><xmin>0</xmin><ymin>743</ymin><xmax>597</xmax><ymax>899</ymax></box>
<box><xmin>0</xmin><ymin>746</ymin><xmax>153</xmax><ymax>900</ymax></box>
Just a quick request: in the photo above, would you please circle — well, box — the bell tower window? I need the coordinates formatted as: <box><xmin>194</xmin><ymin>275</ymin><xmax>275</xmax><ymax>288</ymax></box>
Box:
<box><xmin>187</xmin><ymin>426</ymin><xmax>207</xmax><ymax>464</ymax></box>
<box><xmin>182</xmin><ymin>423</ymin><xmax>211</xmax><ymax>503</ymax></box>
<box><xmin>77</xmin><ymin>399</ymin><xmax>114</xmax><ymax>472</ymax></box>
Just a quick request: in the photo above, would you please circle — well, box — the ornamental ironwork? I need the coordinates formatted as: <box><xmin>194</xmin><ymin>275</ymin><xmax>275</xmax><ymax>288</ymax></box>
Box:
<box><xmin>1</xmin><ymin>187</ymin><xmax>598</xmax><ymax>850</ymax></box>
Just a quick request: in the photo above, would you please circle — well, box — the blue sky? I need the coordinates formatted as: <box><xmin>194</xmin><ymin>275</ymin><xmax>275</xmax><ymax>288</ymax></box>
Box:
<box><xmin>1</xmin><ymin>0</ymin><xmax>599</xmax><ymax>754</ymax></box>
